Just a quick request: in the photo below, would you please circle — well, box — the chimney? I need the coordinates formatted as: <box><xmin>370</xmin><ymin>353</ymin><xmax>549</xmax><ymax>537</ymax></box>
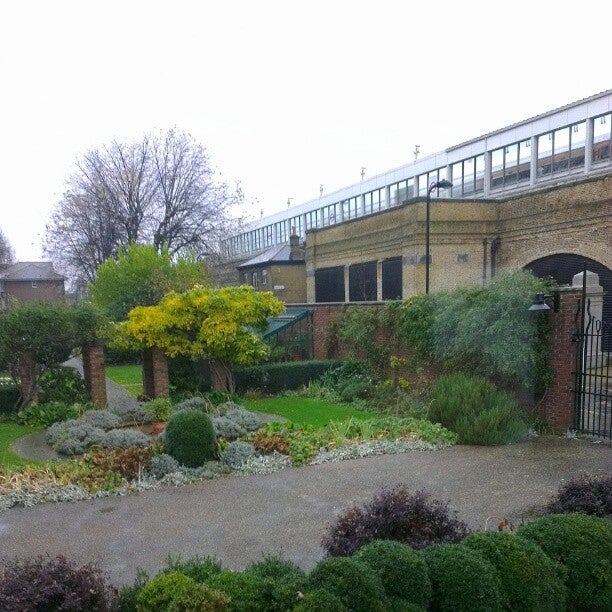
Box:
<box><xmin>289</xmin><ymin>232</ymin><xmax>301</xmax><ymax>260</ymax></box>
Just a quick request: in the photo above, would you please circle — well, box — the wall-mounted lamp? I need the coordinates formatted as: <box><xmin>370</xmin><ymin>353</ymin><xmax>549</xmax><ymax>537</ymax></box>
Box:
<box><xmin>528</xmin><ymin>291</ymin><xmax>560</xmax><ymax>313</ymax></box>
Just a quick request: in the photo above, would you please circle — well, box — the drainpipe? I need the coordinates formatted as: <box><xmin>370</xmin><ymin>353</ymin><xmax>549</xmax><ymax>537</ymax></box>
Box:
<box><xmin>482</xmin><ymin>238</ymin><xmax>488</xmax><ymax>286</ymax></box>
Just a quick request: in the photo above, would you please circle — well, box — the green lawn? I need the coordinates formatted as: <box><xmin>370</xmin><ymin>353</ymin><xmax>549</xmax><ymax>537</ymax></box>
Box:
<box><xmin>241</xmin><ymin>396</ymin><xmax>374</xmax><ymax>428</ymax></box>
<box><xmin>105</xmin><ymin>364</ymin><xmax>143</xmax><ymax>397</ymax></box>
<box><xmin>0</xmin><ymin>423</ymin><xmax>42</xmax><ymax>470</ymax></box>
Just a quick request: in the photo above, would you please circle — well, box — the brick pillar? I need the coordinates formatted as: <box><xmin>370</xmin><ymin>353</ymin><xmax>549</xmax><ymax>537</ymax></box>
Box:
<box><xmin>142</xmin><ymin>347</ymin><xmax>169</xmax><ymax>399</ymax></box>
<box><xmin>537</xmin><ymin>288</ymin><xmax>582</xmax><ymax>432</ymax></box>
<box><xmin>82</xmin><ymin>344</ymin><xmax>107</xmax><ymax>407</ymax></box>
<box><xmin>19</xmin><ymin>350</ymin><xmax>37</xmax><ymax>407</ymax></box>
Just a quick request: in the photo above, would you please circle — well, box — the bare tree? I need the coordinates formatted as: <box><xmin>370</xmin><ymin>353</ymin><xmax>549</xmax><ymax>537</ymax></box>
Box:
<box><xmin>44</xmin><ymin>128</ymin><xmax>241</xmax><ymax>286</ymax></box>
<box><xmin>0</xmin><ymin>227</ymin><xmax>15</xmax><ymax>266</ymax></box>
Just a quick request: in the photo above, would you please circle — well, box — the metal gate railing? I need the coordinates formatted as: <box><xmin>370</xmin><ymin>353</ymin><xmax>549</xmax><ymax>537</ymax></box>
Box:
<box><xmin>573</xmin><ymin>298</ymin><xmax>612</xmax><ymax>439</ymax></box>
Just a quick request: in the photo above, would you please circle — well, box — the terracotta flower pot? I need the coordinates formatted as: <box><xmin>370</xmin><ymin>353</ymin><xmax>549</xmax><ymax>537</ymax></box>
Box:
<box><xmin>151</xmin><ymin>422</ymin><xmax>166</xmax><ymax>436</ymax></box>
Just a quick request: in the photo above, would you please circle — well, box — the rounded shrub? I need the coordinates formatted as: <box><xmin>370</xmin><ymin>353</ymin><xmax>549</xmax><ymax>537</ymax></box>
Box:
<box><xmin>293</xmin><ymin>589</ymin><xmax>347</xmax><ymax>611</ymax></box>
<box><xmin>206</xmin><ymin>570</ymin><xmax>268</xmax><ymax>610</ymax></box>
<box><xmin>354</xmin><ymin>540</ymin><xmax>431</xmax><ymax>608</ymax></box>
<box><xmin>305</xmin><ymin>557</ymin><xmax>386</xmax><ymax>612</ymax></box>
<box><xmin>243</xmin><ymin>555</ymin><xmax>306</xmax><ymax>611</ymax></box>
<box><xmin>462</xmin><ymin>531</ymin><xmax>567</xmax><ymax>611</ymax></box>
<box><xmin>0</xmin><ymin>554</ymin><xmax>114</xmax><ymax>611</ymax></box>
<box><xmin>136</xmin><ymin>572</ymin><xmax>211</xmax><ymax>611</ymax></box>
<box><xmin>47</xmin><ymin>421</ymin><xmax>106</xmax><ymax>455</ymax></box>
<box><xmin>38</xmin><ymin>365</ymin><xmax>88</xmax><ymax>404</ymax></box>
<box><xmin>212</xmin><ymin>415</ymin><xmax>247</xmax><ymax>441</ymax></box>
<box><xmin>164</xmin><ymin>409</ymin><xmax>217</xmax><ymax>467</ymax></box>
<box><xmin>162</xmin><ymin>554</ymin><xmax>223</xmax><ymax>584</ymax></box>
<box><xmin>517</xmin><ymin>513</ymin><xmax>612</xmax><ymax>611</ymax></box>
<box><xmin>321</xmin><ymin>486</ymin><xmax>470</xmax><ymax>557</ymax></box>
<box><xmin>421</xmin><ymin>543</ymin><xmax>503</xmax><ymax>611</ymax></box>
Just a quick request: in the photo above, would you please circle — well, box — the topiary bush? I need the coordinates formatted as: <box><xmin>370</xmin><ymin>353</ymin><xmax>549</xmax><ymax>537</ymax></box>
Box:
<box><xmin>101</xmin><ymin>428</ymin><xmax>151</xmax><ymax>450</ymax></box>
<box><xmin>517</xmin><ymin>513</ymin><xmax>612</xmax><ymax>611</ymax></box>
<box><xmin>0</xmin><ymin>554</ymin><xmax>115</xmax><ymax>611</ymax></box>
<box><xmin>164</xmin><ymin>409</ymin><xmax>217</xmax><ymax>467</ymax></box>
<box><xmin>305</xmin><ymin>556</ymin><xmax>386</xmax><ymax>612</ymax></box>
<box><xmin>461</xmin><ymin>531</ymin><xmax>567</xmax><ymax>611</ymax></box>
<box><xmin>243</xmin><ymin>554</ymin><xmax>307</xmax><ymax>611</ymax></box>
<box><xmin>137</xmin><ymin>572</ymin><xmax>193</xmax><ymax>611</ymax></box>
<box><xmin>206</xmin><ymin>570</ymin><xmax>269</xmax><ymax>610</ymax></box>
<box><xmin>543</xmin><ymin>472</ymin><xmax>612</xmax><ymax>517</ymax></box>
<box><xmin>421</xmin><ymin>543</ymin><xmax>503</xmax><ymax>611</ymax></box>
<box><xmin>354</xmin><ymin>540</ymin><xmax>431</xmax><ymax>608</ymax></box>
<box><xmin>293</xmin><ymin>589</ymin><xmax>347</xmax><ymax>611</ymax></box>
<box><xmin>428</xmin><ymin>372</ymin><xmax>530</xmax><ymax>445</ymax></box>
<box><xmin>322</xmin><ymin>486</ymin><xmax>471</xmax><ymax>557</ymax></box>
<box><xmin>162</xmin><ymin>554</ymin><xmax>224</xmax><ymax>584</ymax></box>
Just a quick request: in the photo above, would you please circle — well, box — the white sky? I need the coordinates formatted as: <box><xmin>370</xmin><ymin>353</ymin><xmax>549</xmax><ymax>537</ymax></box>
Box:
<box><xmin>1</xmin><ymin>0</ymin><xmax>610</xmax><ymax>261</ymax></box>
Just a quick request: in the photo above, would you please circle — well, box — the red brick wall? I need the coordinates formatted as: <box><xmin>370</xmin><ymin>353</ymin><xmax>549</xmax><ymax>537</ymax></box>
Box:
<box><xmin>82</xmin><ymin>344</ymin><xmax>107</xmax><ymax>407</ymax></box>
<box><xmin>142</xmin><ymin>348</ymin><xmax>170</xmax><ymax>399</ymax></box>
<box><xmin>536</xmin><ymin>288</ymin><xmax>582</xmax><ymax>432</ymax></box>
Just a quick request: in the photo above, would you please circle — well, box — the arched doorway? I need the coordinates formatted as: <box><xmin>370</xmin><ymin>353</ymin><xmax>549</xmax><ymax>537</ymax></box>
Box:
<box><xmin>524</xmin><ymin>252</ymin><xmax>611</xmax><ymax>330</ymax></box>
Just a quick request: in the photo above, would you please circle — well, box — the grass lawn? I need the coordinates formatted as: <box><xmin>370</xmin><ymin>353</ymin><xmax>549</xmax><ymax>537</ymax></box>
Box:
<box><xmin>241</xmin><ymin>396</ymin><xmax>374</xmax><ymax>428</ymax></box>
<box><xmin>0</xmin><ymin>423</ymin><xmax>42</xmax><ymax>470</ymax></box>
<box><xmin>105</xmin><ymin>364</ymin><xmax>143</xmax><ymax>397</ymax></box>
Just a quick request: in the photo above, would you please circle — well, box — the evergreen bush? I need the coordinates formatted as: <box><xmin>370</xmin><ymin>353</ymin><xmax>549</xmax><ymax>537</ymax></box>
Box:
<box><xmin>206</xmin><ymin>570</ymin><xmax>268</xmax><ymax>610</ymax></box>
<box><xmin>354</xmin><ymin>540</ymin><xmax>431</xmax><ymax>608</ymax></box>
<box><xmin>212</xmin><ymin>415</ymin><xmax>247</xmax><ymax>441</ymax></box>
<box><xmin>293</xmin><ymin>589</ymin><xmax>347</xmax><ymax>611</ymax></box>
<box><xmin>462</xmin><ymin>531</ymin><xmax>567</xmax><ymax>611</ymax></box>
<box><xmin>38</xmin><ymin>365</ymin><xmax>88</xmax><ymax>404</ymax></box>
<box><xmin>428</xmin><ymin>372</ymin><xmax>529</xmax><ymax>445</ymax></box>
<box><xmin>137</xmin><ymin>572</ymin><xmax>192</xmax><ymax>611</ymax></box>
<box><xmin>517</xmin><ymin>513</ymin><xmax>612</xmax><ymax>611</ymax></box>
<box><xmin>421</xmin><ymin>544</ymin><xmax>503</xmax><ymax>611</ymax></box>
<box><xmin>162</xmin><ymin>554</ymin><xmax>224</xmax><ymax>584</ymax></box>
<box><xmin>0</xmin><ymin>383</ymin><xmax>20</xmax><ymax>414</ymax></box>
<box><xmin>305</xmin><ymin>557</ymin><xmax>386</xmax><ymax>612</ymax></box>
<box><xmin>322</xmin><ymin>486</ymin><xmax>470</xmax><ymax>556</ymax></box>
<box><xmin>164</xmin><ymin>409</ymin><xmax>217</xmax><ymax>467</ymax></box>
<box><xmin>234</xmin><ymin>360</ymin><xmax>342</xmax><ymax>394</ymax></box>
<box><xmin>0</xmin><ymin>554</ymin><xmax>114</xmax><ymax>611</ymax></box>
<box><xmin>243</xmin><ymin>555</ymin><xmax>307</xmax><ymax>611</ymax></box>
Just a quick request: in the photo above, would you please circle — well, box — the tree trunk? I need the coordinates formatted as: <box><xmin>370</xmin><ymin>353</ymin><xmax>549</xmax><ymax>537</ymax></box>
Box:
<box><xmin>211</xmin><ymin>360</ymin><xmax>235</xmax><ymax>393</ymax></box>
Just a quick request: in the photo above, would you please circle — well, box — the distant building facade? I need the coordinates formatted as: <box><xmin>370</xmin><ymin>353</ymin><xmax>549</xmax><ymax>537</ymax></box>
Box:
<box><xmin>0</xmin><ymin>262</ymin><xmax>66</xmax><ymax>309</ymax></box>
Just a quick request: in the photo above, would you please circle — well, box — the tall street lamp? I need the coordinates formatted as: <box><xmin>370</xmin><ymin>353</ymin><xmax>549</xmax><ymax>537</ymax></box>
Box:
<box><xmin>425</xmin><ymin>179</ymin><xmax>453</xmax><ymax>294</ymax></box>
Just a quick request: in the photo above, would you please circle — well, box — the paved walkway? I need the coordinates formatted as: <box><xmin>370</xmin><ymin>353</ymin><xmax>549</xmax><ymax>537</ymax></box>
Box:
<box><xmin>1</xmin><ymin>435</ymin><xmax>610</xmax><ymax>588</ymax></box>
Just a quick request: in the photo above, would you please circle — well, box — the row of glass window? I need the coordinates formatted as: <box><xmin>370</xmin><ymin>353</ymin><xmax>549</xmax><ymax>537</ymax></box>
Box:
<box><xmin>223</xmin><ymin>113</ymin><xmax>612</xmax><ymax>257</ymax></box>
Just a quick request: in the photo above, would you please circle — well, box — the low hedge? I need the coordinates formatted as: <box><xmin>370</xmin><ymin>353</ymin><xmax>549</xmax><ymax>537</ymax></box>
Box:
<box><xmin>0</xmin><ymin>383</ymin><xmax>20</xmax><ymax>415</ymax></box>
<box><xmin>233</xmin><ymin>360</ymin><xmax>343</xmax><ymax>394</ymax></box>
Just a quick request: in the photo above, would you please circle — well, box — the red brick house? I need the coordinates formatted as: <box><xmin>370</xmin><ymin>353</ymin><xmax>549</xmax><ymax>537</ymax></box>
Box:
<box><xmin>0</xmin><ymin>262</ymin><xmax>66</xmax><ymax>309</ymax></box>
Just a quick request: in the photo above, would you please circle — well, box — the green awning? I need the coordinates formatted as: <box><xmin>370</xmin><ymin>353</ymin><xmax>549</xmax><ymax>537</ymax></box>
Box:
<box><xmin>263</xmin><ymin>308</ymin><xmax>312</xmax><ymax>339</ymax></box>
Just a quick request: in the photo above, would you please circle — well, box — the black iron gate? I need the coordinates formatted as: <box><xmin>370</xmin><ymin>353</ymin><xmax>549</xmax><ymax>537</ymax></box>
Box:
<box><xmin>573</xmin><ymin>298</ymin><xmax>612</xmax><ymax>439</ymax></box>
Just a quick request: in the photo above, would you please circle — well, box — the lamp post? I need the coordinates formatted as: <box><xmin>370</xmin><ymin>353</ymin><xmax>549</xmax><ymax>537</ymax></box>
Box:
<box><xmin>425</xmin><ymin>179</ymin><xmax>453</xmax><ymax>294</ymax></box>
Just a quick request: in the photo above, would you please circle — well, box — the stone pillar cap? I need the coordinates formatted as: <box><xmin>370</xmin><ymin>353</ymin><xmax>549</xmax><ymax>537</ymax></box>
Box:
<box><xmin>572</xmin><ymin>270</ymin><xmax>602</xmax><ymax>289</ymax></box>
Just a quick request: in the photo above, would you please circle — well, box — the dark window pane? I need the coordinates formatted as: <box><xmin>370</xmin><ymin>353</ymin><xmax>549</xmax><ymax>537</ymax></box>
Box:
<box><xmin>349</xmin><ymin>261</ymin><xmax>377</xmax><ymax>301</ymax></box>
<box><xmin>382</xmin><ymin>257</ymin><xmax>402</xmax><ymax>300</ymax></box>
<box><xmin>315</xmin><ymin>267</ymin><xmax>345</xmax><ymax>302</ymax></box>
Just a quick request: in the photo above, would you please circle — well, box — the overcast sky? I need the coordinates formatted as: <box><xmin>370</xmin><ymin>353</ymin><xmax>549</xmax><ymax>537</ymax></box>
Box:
<box><xmin>1</xmin><ymin>0</ymin><xmax>610</xmax><ymax>261</ymax></box>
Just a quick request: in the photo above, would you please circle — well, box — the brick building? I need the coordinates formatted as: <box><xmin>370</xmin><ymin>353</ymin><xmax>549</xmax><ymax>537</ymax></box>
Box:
<box><xmin>218</xmin><ymin>90</ymin><xmax>611</xmax><ymax>323</ymax></box>
<box><xmin>0</xmin><ymin>261</ymin><xmax>66</xmax><ymax>309</ymax></box>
